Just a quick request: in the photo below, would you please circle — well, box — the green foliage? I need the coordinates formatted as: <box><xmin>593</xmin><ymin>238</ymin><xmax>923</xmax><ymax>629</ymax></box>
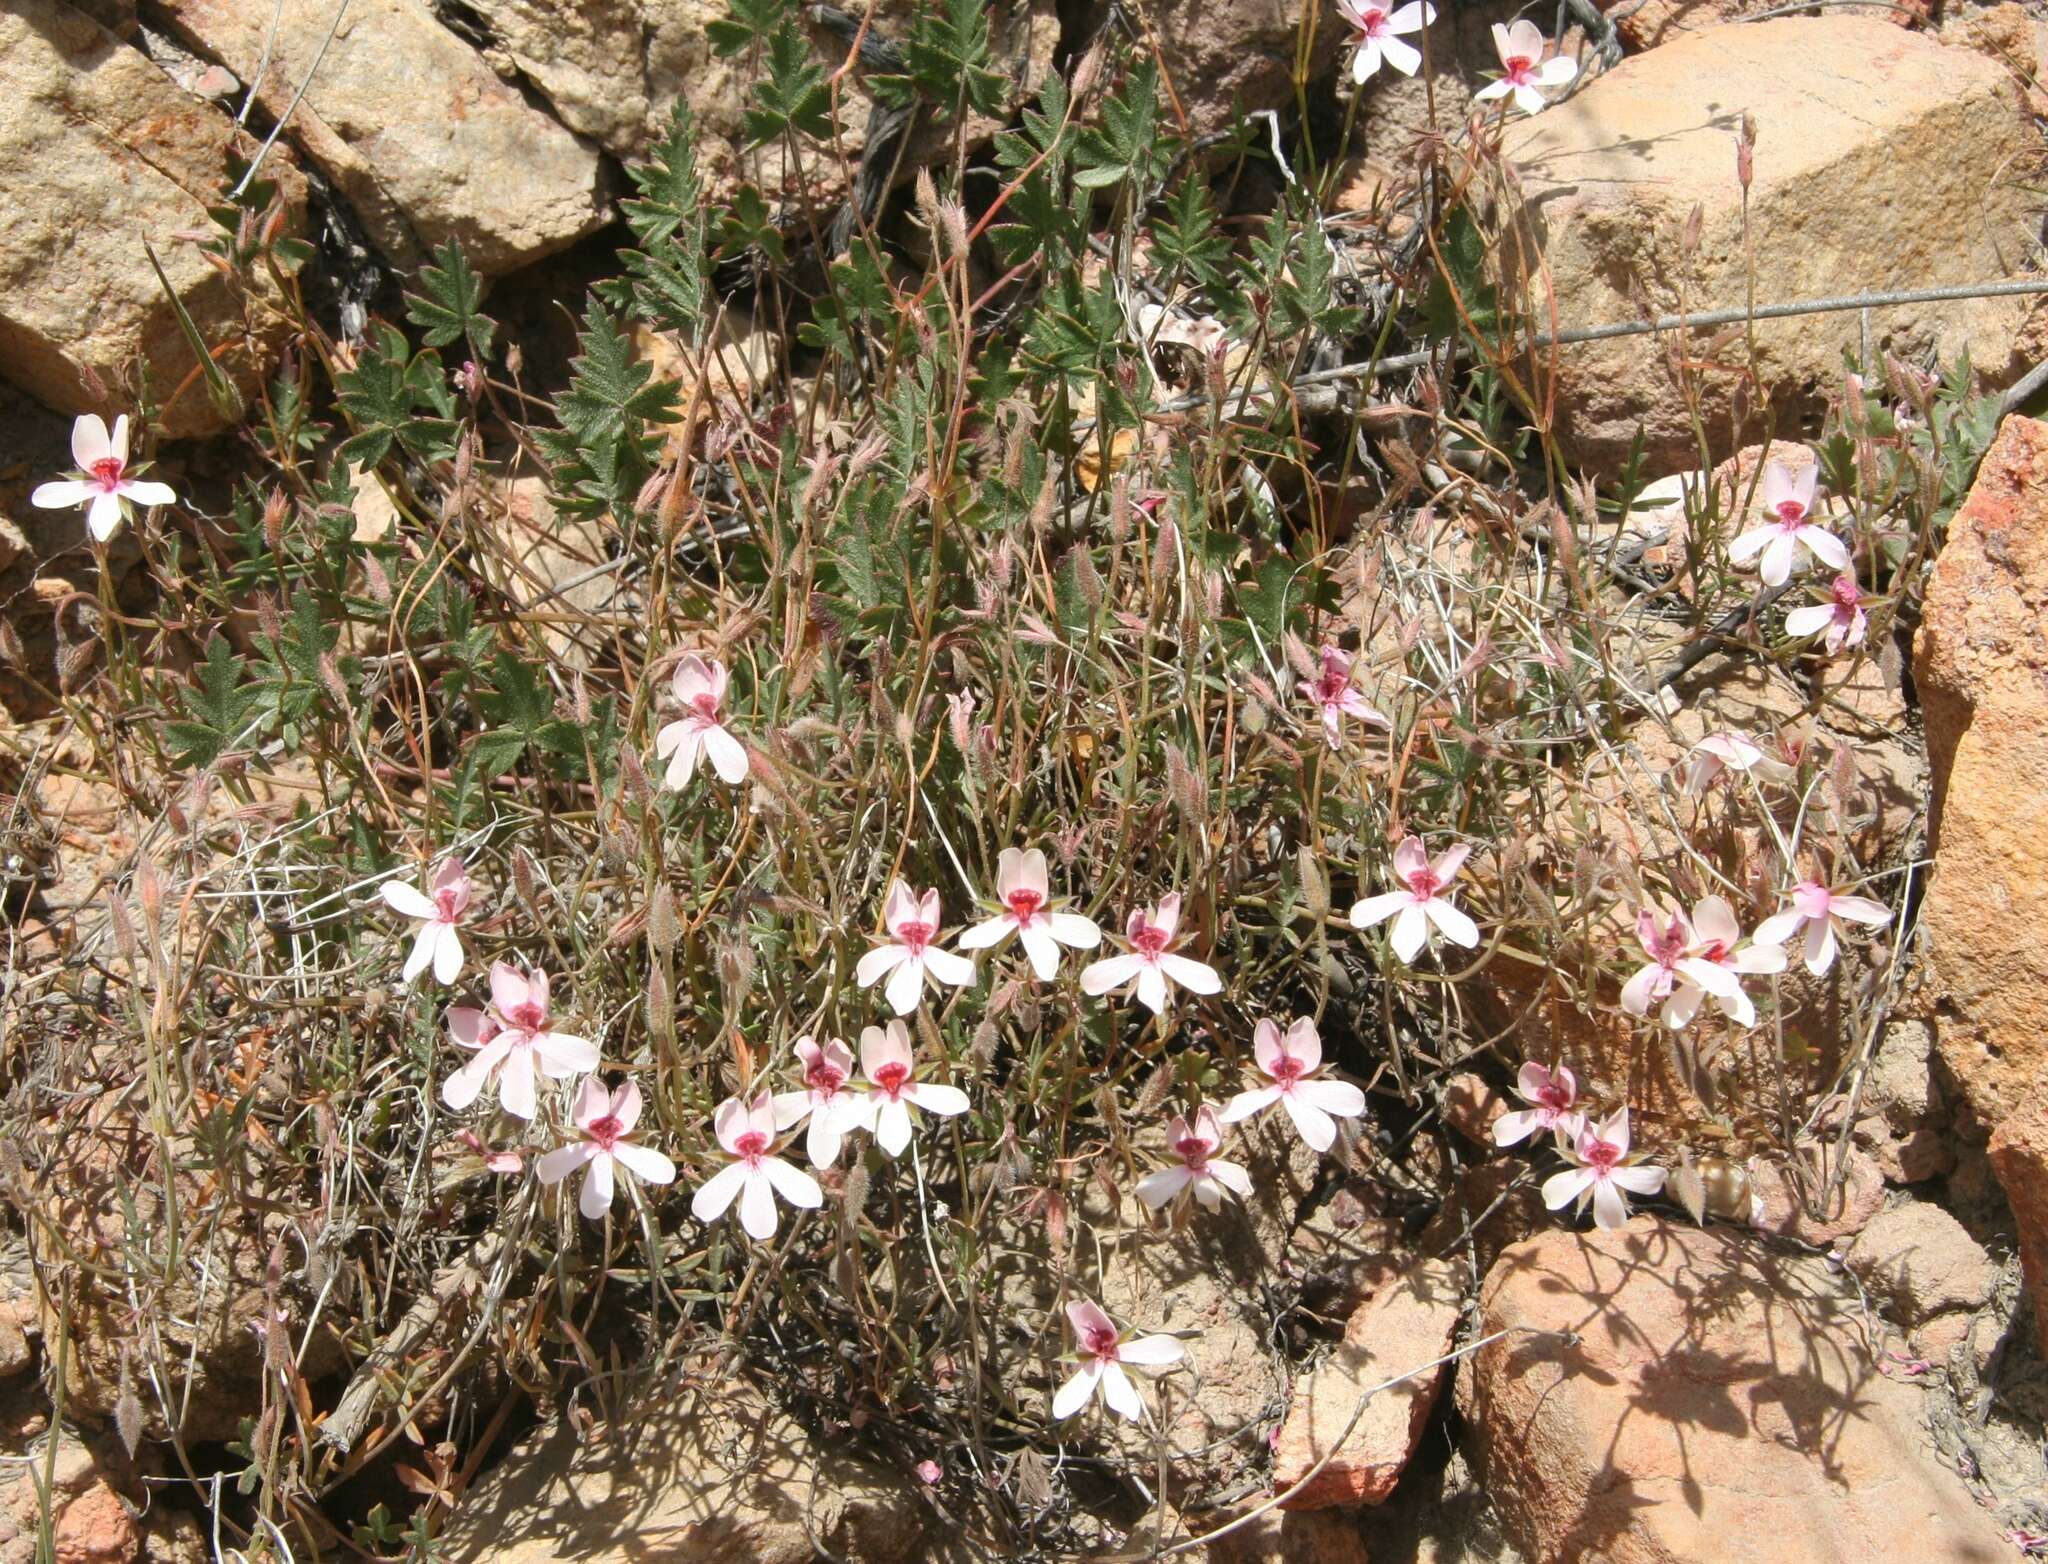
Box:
<box><xmin>1074</xmin><ymin>61</ymin><xmax>1167</xmax><ymax>193</ymax></box>
<box><xmin>404</xmin><ymin>239</ymin><xmax>497</xmax><ymax>362</ymax></box>
<box><xmin>744</xmin><ymin>18</ymin><xmax>834</xmax><ymax>145</ymax></box>
<box><xmin>1149</xmin><ymin>175</ymin><xmax>1230</xmax><ymax>292</ymax></box>
<box><xmin>165</xmin><ymin>637</ymin><xmax>267</xmax><ymax>769</ymax></box>
<box><xmin>1421</xmin><ymin>206</ymin><xmax>1502</xmax><ymax>345</ymax></box>
<box><xmin>707</xmin><ymin>0</ymin><xmax>785</xmax><ymax>56</ymax></box>
<box><xmin>468</xmin><ymin>651</ymin><xmax>584</xmax><ymax>774</ymax></box>
<box><xmin>875</xmin><ymin>0</ymin><xmax>1008</xmax><ymax>119</ymax></box>
<box><xmin>333</xmin><ymin>322</ymin><xmax>458</xmax><ymax>468</ymax></box>
<box><xmin>534</xmin><ymin>303</ymin><xmax>681</xmax><ymax>518</ymax></box>
<box><xmin>989</xmin><ymin>77</ymin><xmax>1081</xmax><ymax>269</ymax></box>
<box><xmin>599</xmin><ymin>102</ymin><xmax>712</xmax><ymax>337</ymax></box>
<box><xmin>1247</xmin><ymin>200</ymin><xmax>1363</xmax><ymax>344</ymax></box>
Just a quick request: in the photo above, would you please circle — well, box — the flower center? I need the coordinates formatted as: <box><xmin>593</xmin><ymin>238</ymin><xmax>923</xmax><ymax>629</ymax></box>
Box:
<box><xmin>896</xmin><ymin>919</ymin><xmax>933</xmax><ymax>955</ymax></box>
<box><xmin>89</xmin><ymin>457</ymin><xmax>124</xmax><ymax>490</ymax></box>
<box><xmin>1361</xmin><ymin>9</ymin><xmax>1388</xmax><ymax>35</ymax></box>
<box><xmin>434</xmin><ymin>888</ymin><xmax>463</xmax><ymax>920</ymax></box>
<box><xmin>1130</xmin><ymin>923</ymin><xmax>1169</xmax><ymax>958</ymax></box>
<box><xmin>733</xmin><ymin>1130</ymin><xmax>770</xmax><ymax>1163</ymax></box>
<box><xmin>872</xmin><ymin>1061</ymin><xmax>911</xmax><ymax>1097</ymax></box>
<box><xmin>1537</xmin><ymin>1082</ymin><xmax>1574</xmax><ymax>1113</ymax></box>
<box><xmin>588</xmin><ymin>1114</ymin><xmax>624</xmax><ymax>1151</ymax></box>
<box><xmin>690</xmin><ymin>691</ymin><xmax>720</xmax><ymax>721</ymax></box>
<box><xmin>1504</xmin><ymin>55</ymin><xmax>1534</xmax><ymax>82</ymax></box>
<box><xmin>1005</xmin><ymin>888</ymin><xmax>1045</xmax><ymax>924</ymax></box>
<box><xmin>1173</xmin><ymin>1133</ymin><xmax>1212</xmax><ymax>1171</ymax></box>
<box><xmin>1694</xmin><ymin>939</ymin><xmax>1729</xmax><ymax>964</ymax></box>
<box><xmin>806</xmin><ymin>1059</ymin><xmax>847</xmax><ymax>1096</ymax></box>
<box><xmin>1774</xmin><ymin>501</ymin><xmax>1807</xmax><ymax>526</ymax></box>
<box><xmin>1831</xmin><ymin>577</ymin><xmax>1860</xmax><ymax>609</ymax></box>
<box><xmin>1648</xmin><ymin>923</ymin><xmax>1688</xmax><ymax>964</ymax></box>
<box><xmin>504</xmin><ymin>1001</ymin><xmax>546</xmax><ymax>1030</ymax></box>
<box><xmin>1084</xmin><ymin>1324</ymin><xmax>1121</xmax><ymax>1363</ymax></box>
<box><xmin>1270</xmin><ymin>1054</ymin><xmax>1307</xmax><ymax>1087</ymax></box>
<box><xmin>1583</xmin><ymin>1138</ymin><xmax>1622</xmax><ymax>1174</ymax></box>
<box><xmin>1406</xmin><ymin>868</ymin><xmax>1442</xmax><ymax>900</ymax></box>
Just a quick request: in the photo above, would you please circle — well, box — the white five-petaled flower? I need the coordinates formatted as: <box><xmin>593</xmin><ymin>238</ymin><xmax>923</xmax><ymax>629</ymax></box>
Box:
<box><xmin>857</xmin><ymin>1021</ymin><xmax>970</xmax><ymax>1157</ymax></box>
<box><xmin>1348</xmin><ymin>836</ymin><xmax>1479</xmax><ymax>964</ymax></box>
<box><xmin>956</xmin><ymin>848</ymin><xmax>1101</xmax><ymax>980</ymax></box>
<box><xmin>443</xmin><ymin>963</ymin><xmax>600</xmax><ymax>1119</ymax></box>
<box><xmin>1304</xmin><ymin>644</ymin><xmax>1391</xmax><ymax>751</ymax></box>
<box><xmin>1754</xmin><ymin>879</ymin><xmax>1891</xmax><ymax>976</ymax></box>
<box><xmin>1729</xmin><ymin>465</ymin><xmax>1850</xmax><ymax>587</ymax></box>
<box><xmin>770</xmin><ymin>1036</ymin><xmax>868</xmax><ymax>1168</ymax></box>
<box><xmin>1219</xmin><ymin>1017</ymin><xmax>1367</xmax><ymax>1153</ymax></box>
<box><xmin>1337</xmin><ymin>0</ymin><xmax>1436</xmax><ymax>81</ymax></box>
<box><xmin>379</xmin><ymin>857</ymin><xmax>473</xmax><ymax>985</ymax></box>
<box><xmin>1621</xmin><ymin>897</ymin><xmax>1782</xmax><ymax>1030</ymax></box>
<box><xmin>856</xmin><ymin>882</ymin><xmax>978</xmax><ymax>1016</ymax></box>
<box><xmin>537</xmin><ymin>1078</ymin><xmax>677</xmax><ymax>1219</ymax></box>
<box><xmin>1542</xmin><ymin>1109</ymin><xmax>1666</xmax><ymax>1230</ymax></box>
<box><xmin>1492</xmin><ymin>1060</ymin><xmax>1587</xmax><ymax>1148</ymax></box>
<box><xmin>1050</xmin><ymin>1299</ymin><xmax>1184</xmax><ymax>1422</ymax></box>
<box><xmin>1784</xmin><ymin>574</ymin><xmax>1868</xmax><ymax>656</ymax></box>
<box><xmin>654</xmin><ymin>654</ymin><xmax>749</xmax><ymax>790</ymax></box>
<box><xmin>1078</xmin><ymin>893</ymin><xmax>1222</xmax><ymax>1014</ymax></box>
<box><xmin>1473</xmin><ymin>20</ymin><xmax>1576</xmax><ymax>115</ymax></box>
<box><xmin>1683</xmin><ymin>729</ymin><xmax>1764</xmax><ymax>794</ymax></box>
<box><xmin>31</xmin><ymin>414</ymin><xmax>177</xmax><ymax>543</ymax></box>
<box><xmin>691</xmin><ymin>1092</ymin><xmax>823</xmax><ymax>1241</ymax></box>
<box><xmin>1136</xmin><ymin>1106</ymin><xmax>1252</xmax><ymax>1210</ymax></box>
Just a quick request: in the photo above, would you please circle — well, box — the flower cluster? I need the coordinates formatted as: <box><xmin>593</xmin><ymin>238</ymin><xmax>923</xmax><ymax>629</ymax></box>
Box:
<box><xmin>1493</xmin><ymin>1060</ymin><xmax>1667</xmax><ymax>1231</ymax></box>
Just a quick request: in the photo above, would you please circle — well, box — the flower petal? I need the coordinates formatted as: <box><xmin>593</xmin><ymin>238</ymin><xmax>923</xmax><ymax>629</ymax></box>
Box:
<box><xmin>691</xmin><ymin>1160</ymin><xmax>748</xmax><ymax>1223</ymax></box>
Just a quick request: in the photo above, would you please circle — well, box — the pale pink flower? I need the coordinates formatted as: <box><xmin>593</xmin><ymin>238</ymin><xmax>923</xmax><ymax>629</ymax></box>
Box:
<box><xmin>1304</xmin><ymin>644</ymin><xmax>1390</xmax><ymax>751</ymax></box>
<box><xmin>1541</xmin><ymin>1109</ymin><xmax>1666</xmax><ymax>1229</ymax></box>
<box><xmin>1621</xmin><ymin>897</ymin><xmax>1782</xmax><ymax>1030</ymax></box>
<box><xmin>1492</xmin><ymin>1061</ymin><xmax>1587</xmax><ymax>1147</ymax></box>
<box><xmin>1348</xmin><ymin>836</ymin><xmax>1479</xmax><ymax>963</ymax></box>
<box><xmin>1753</xmin><ymin>879</ymin><xmax>1891</xmax><ymax>976</ymax></box>
<box><xmin>1078</xmin><ymin>893</ymin><xmax>1222</xmax><ymax>1014</ymax></box>
<box><xmin>1683</xmin><ymin>729</ymin><xmax>1764</xmax><ymax>794</ymax></box>
<box><xmin>770</xmin><ymin>1036</ymin><xmax>868</xmax><ymax>1168</ymax></box>
<box><xmin>690</xmin><ymin>1092</ymin><xmax>823</xmax><ymax>1240</ymax></box>
<box><xmin>1136</xmin><ymin>1105</ymin><xmax>1252</xmax><ymax>1210</ymax></box>
<box><xmin>31</xmin><ymin>414</ymin><xmax>177</xmax><ymax>542</ymax></box>
<box><xmin>1337</xmin><ymin>0</ymin><xmax>1436</xmax><ymax>82</ymax></box>
<box><xmin>537</xmin><ymin>1078</ymin><xmax>677</xmax><ymax>1219</ymax></box>
<box><xmin>1473</xmin><ymin>20</ymin><xmax>1576</xmax><ymax>115</ymax></box>
<box><xmin>1784</xmin><ymin>574</ymin><xmax>1868</xmax><ymax>656</ymax></box>
<box><xmin>856</xmin><ymin>882</ymin><xmax>978</xmax><ymax>1016</ymax></box>
<box><xmin>1218</xmin><ymin>1017</ymin><xmax>1367</xmax><ymax>1153</ymax></box>
<box><xmin>1050</xmin><ymin>1299</ymin><xmax>1184</xmax><ymax>1422</ymax></box>
<box><xmin>378</xmin><ymin>857</ymin><xmax>473</xmax><ymax>985</ymax></box>
<box><xmin>654</xmin><ymin>654</ymin><xmax>749</xmax><ymax>789</ymax></box>
<box><xmin>916</xmin><ymin>1459</ymin><xmax>942</xmax><ymax>1485</ymax></box>
<box><xmin>956</xmin><ymin>847</ymin><xmax>1101</xmax><ymax>980</ymax></box>
<box><xmin>857</xmin><ymin>1021</ymin><xmax>970</xmax><ymax>1157</ymax></box>
<box><xmin>1729</xmin><ymin>465</ymin><xmax>1849</xmax><ymax>587</ymax></box>
<box><xmin>442</xmin><ymin>963</ymin><xmax>600</xmax><ymax>1118</ymax></box>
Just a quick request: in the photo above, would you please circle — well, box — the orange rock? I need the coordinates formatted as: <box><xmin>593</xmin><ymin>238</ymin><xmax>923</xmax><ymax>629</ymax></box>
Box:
<box><xmin>1463</xmin><ymin>1220</ymin><xmax>2010</xmax><ymax>1561</ymax></box>
<box><xmin>1272</xmin><ymin>1260</ymin><xmax>1462</xmax><ymax>1509</ymax></box>
<box><xmin>1916</xmin><ymin>414</ymin><xmax>2048</xmax><ymax>1350</ymax></box>
<box><xmin>1440</xmin><ymin>1073</ymin><xmax>1507</xmax><ymax>1147</ymax></box>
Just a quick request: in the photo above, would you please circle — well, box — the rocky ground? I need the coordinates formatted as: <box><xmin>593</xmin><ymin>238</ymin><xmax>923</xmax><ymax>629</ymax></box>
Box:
<box><xmin>4</xmin><ymin>0</ymin><xmax>2048</xmax><ymax>1560</ymax></box>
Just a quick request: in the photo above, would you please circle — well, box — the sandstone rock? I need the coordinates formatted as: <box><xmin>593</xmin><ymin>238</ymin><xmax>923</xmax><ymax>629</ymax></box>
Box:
<box><xmin>1152</xmin><ymin>0</ymin><xmax>1345</xmax><ymax>142</ymax></box>
<box><xmin>443</xmin><ymin>1383</ymin><xmax>962</xmax><ymax>1563</ymax></box>
<box><xmin>1987</xmin><ymin>1075</ymin><xmax>2048</xmax><ymax>1350</ymax></box>
<box><xmin>0</xmin><ymin>0</ymin><xmax>302</xmax><ymax>437</ymax></box>
<box><xmin>1463</xmin><ymin>1220</ymin><xmax>2009</xmax><ymax>1562</ymax></box>
<box><xmin>3</xmin><ymin>1438</ymin><xmax>137</xmax><ymax>1564</ymax></box>
<box><xmin>1918</xmin><ymin>414</ymin><xmax>2048</xmax><ymax>1126</ymax></box>
<box><xmin>154</xmin><ymin>0</ymin><xmax>607</xmax><ymax>274</ymax></box>
<box><xmin>1440</xmin><ymin>1074</ymin><xmax>1505</xmax><ymax>1148</ymax></box>
<box><xmin>1917</xmin><ymin>414</ymin><xmax>2048</xmax><ymax>1349</ymax></box>
<box><xmin>1747</xmin><ymin>1142</ymin><xmax>1885</xmax><ymax>1247</ymax></box>
<box><xmin>1272</xmin><ymin>1259</ymin><xmax>1462</xmax><ymax>1509</ymax></box>
<box><xmin>1846</xmin><ymin>1201</ymin><xmax>1995</xmax><ymax>1324</ymax></box>
<box><xmin>1498</xmin><ymin>18</ymin><xmax>2041</xmax><ymax>477</ymax></box>
<box><xmin>461</xmin><ymin>0</ymin><xmax>1058</xmax><ymax>206</ymax></box>
<box><xmin>1198</xmin><ymin>1506</ymin><xmax>1371</xmax><ymax>1563</ymax></box>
